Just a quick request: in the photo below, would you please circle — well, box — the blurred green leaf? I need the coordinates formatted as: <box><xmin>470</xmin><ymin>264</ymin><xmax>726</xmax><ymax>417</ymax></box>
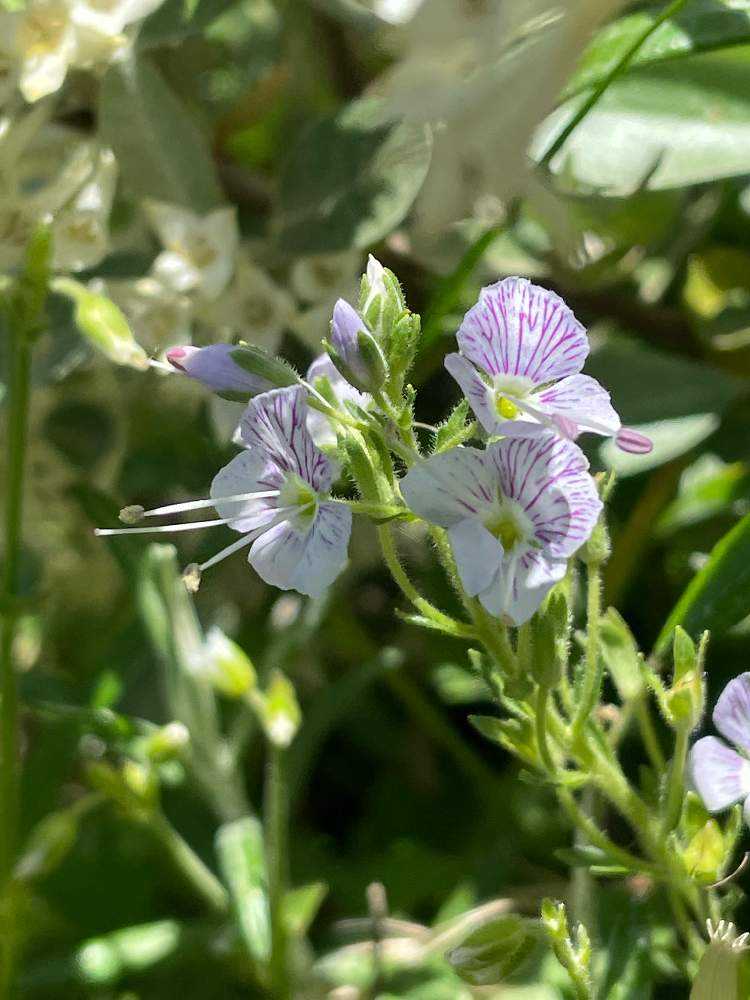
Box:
<box><xmin>100</xmin><ymin>54</ymin><xmax>222</xmax><ymax>211</ymax></box>
<box><xmin>538</xmin><ymin>48</ymin><xmax>750</xmax><ymax>193</ymax></box>
<box><xmin>215</xmin><ymin>816</ymin><xmax>271</xmax><ymax>965</ymax></box>
<box><xmin>567</xmin><ymin>1</ymin><xmax>750</xmax><ymax>98</ymax></box>
<box><xmin>284</xmin><ymin>881</ymin><xmax>327</xmax><ymax>938</ymax></box>
<box><xmin>276</xmin><ymin>99</ymin><xmax>432</xmax><ymax>253</ymax></box>
<box><xmin>657</xmin><ymin>457</ymin><xmax>750</xmax><ymax>535</ymax></box>
<box><xmin>656</xmin><ymin>511</ymin><xmax>750</xmax><ymax>651</ymax></box>
<box><xmin>137</xmin><ymin>0</ymin><xmax>240</xmax><ymax>48</ymax></box>
<box><xmin>446</xmin><ymin>913</ymin><xmax>538</xmax><ymax>986</ymax></box>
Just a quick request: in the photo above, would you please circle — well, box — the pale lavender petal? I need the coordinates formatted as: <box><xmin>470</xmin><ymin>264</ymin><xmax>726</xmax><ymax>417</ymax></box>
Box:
<box><xmin>478</xmin><ymin>550</ymin><xmax>565</xmax><ymax>625</ymax></box>
<box><xmin>400</xmin><ymin>448</ymin><xmax>497</xmax><ymax>528</ymax></box>
<box><xmin>448</xmin><ymin>518</ymin><xmax>504</xmax><ymax>596</ymax></box>
<box><xmin>534</xmin><ymin>374</ymin><xmax>621</xmax><ymax>438</ymax></box>
<box><xmin>488</xmin><ymin>434</ymin><xmax>601</xmax><ymax>560</ymax></box>
<box><xmin>456</xmin><ymin>278</ymin><xmax>588</xmax><ymax>383</ymax></box>
<box><xmin>249</xmin><ymin>502</ymin><xmax>351</xmax><ymax>597</ymax></box>
<box><xmin>330</xmin><ymin>299</ymin><xmax>370</xmax><ymax>384</ymax></box>
<box><xmin>167</xmin><ymin>344</ymin><xmax>272</xmax><ymax>396</ymax></box>
<box><xmin>210</xmin><ymin>450</ymin><xmax>283</xmax><ymax>532</ymax></box>
<box><xmin>714</xmin><ymin>673</ymin><xmax>750</xmax><ymax>753</ymax></box>
<box><xmin>690</xmin><ymin>736</ymin><xmax>750</xmax><ymax>812</ymax></box>
<box><xmin>240</xmin><ymin>386</ymin><xmax>333</xmax><ymax>492</ymax></box>
<box><xmin>444</xmin><ymin>353</ymin><xmax>498</xmax><ymax>434</ymax></box>
<box><xmin>616</xmin><ymin>427</ymin><xmax>653</xmax><ymax>454</ymax></box>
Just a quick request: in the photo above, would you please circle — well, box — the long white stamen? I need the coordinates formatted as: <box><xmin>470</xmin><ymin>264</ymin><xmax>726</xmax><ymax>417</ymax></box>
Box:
<box><xmin>137</xmin><ymin>490</ymin><xmax>279</xmax><ymax>520</ymax></box>
<box><xmin>197</xmin><ymin>533</ymin><xmax>256</xmax><ymax>573</ymax></box>
<box><xmin>95</xmin><ymin>517</ymin><xmax>234</xmax><ymax>537</ymax></box>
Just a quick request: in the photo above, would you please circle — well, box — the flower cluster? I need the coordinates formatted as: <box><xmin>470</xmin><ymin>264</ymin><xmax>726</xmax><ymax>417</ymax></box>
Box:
<box><xmin>101</xmin><ymin>268</ymin><xmax>651</xmax><ymax>624</ymax></box>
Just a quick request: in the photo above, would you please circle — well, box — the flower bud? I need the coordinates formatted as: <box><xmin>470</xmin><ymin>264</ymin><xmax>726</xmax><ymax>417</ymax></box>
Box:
<box><xmin>202</xmin><ymin>627</ymin><xmax>256</xmax><ymax>699</ymax></box>
<box><xmin>530</xmin><ymin>591</ymin><xmax>568</xmax><ymax>688</ymax></box>
<box><xmin>52</xmin><ymin>277</ymin><xmax>149</xmax><ymax>370</ymax></box>
<box><xmin>683</xmin><ymin>819</ymin><xmax>725</xmax><ymax>884</ymax></box>
<box><xmin>14</xmin><ymin>809</ymin><xmax>79</xmax><ymax>882</ymax></box>
<box><xmin>256</xmin><ymin>669</ymin><xmax>301</xmax><ymax>748</ymax></box>
<box><xmin>166</xmin><ymin>344</ymin><xmax>294</xmax><ymax>400</ymax></box>
<box><xmin>665</xmin><ymin>627</ymin><xmax>706</xmax><ymax>731</ymax></box>
<box><xmin>143</xmin><ymin>722</ymin><xmax>190</xmax><ymax>762</ymax></box>
<box><xmin>328</xmin><ymin>298</ymin><xmax>387</xmax><ymax>393</ymax></box>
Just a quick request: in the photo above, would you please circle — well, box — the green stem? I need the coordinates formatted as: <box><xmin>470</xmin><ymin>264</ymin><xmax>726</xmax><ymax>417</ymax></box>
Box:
<box><xmin>151</xmin><ymin>815</ymin><xmax>228</xmax><ymax>916</ymax></box>
<box><xmin>557</xmin><ymin>789</ymin><xmax>658</xmax><ymax>875</ymax></box>
<box><xmin>539</xmin><ymin>0</ymin><xmax>691</xmax><ymax>167</ymax></box>
<box><xmin>635</xmin><ymin>696</ymin><xmax>666</xmax><ymax>773</ymax></box>
<box><xmin>572</xmin><ymin>562</ymin><xmax>602</xmax><ymax>740</ymax></box>
<box><xmin>265</xmin><ymin>743</ymin><xmax>290</xmax><ymax>1000</ymax></box>
<box><xmin>0</xmin><ymin>318</ymin><xmax>33</xmax><ymax>1000</ymax></box>
<box><xmin>660</xmin><ymin>725</ymin><xmax>690</xmax><ymax>837</ymax></box>
<box><xmin>535</xmin><ymin>687</ymin><xmax>555</xmax><ymax>774</ymax></box>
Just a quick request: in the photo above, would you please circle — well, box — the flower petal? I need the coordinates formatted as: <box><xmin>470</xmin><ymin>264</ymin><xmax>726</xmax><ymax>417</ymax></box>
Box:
<box><xmin>211</xmin><ymin>450</ymin><xmax>282</xmax><ymax>532</ymax></box>
<box><xmin>488</xmin><ymin>434</ymin><xmax>602</xmax><ymax>559</ymax></box>
<box><xmin>714</xmin><ymin>673</ymin><xmax>750</xmax><ymax>754</ymax></box>
<box><xmin>690</xmin><ymin>736</ymin><xmax>750</xmax><ymax>812</ymax></box>
<box><xmin>456</xmin><ymin>278</ymin><xmax>588</xmax><ymax>383</ymax></box>
<box><xmin>448</xmin><ymin>518</ymin><xmax>503</xmax><ymax>596</ymax></box>
<box><xmin>249</xmin><ymin>502</ymin><xmax>351</xmax><ymax>597</ymax></box>
<box><xmin>400</xmin><ymin>447</ymin><xmax>496</xmax><ymax>527</ymax></box>
<box><xmin>478</xmin><ymin>550</ymin><xmax>565</xmax><ymax>625</ymax></box>
<box><xmin>240</xmin><ymin>386</ymin><xmax>333</xmax><ymax>491</ymax></box>
<box><xmin>306</xmin><ymin>353</ymin><xmax>369</xmax><ymax>447</ymax></box>
<box><xmin>444</xmin><ymin>353</ymin><xmax>498</xmax><ymax>434</ymax></box>
<box><xmin>534</xmin><ymin>374</ymin><xmax>621</xmax><ymax>438</ymax></box>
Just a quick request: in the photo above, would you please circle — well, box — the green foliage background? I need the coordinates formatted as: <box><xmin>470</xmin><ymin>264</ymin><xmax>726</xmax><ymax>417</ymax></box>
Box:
<box><xmin>6</xmin><ymin>0</ymin><xmax>750</xmax><ymax>996</ymax></box>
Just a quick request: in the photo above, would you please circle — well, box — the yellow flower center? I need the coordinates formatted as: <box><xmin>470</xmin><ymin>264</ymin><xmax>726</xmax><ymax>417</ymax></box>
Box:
<box><xmin>20</xmin><ymin>3</ymin><xmax>68</xmax><ymax>57</ymax></box>
<box><xmin>495</xmin><ymin>395</ymin><xmax>519</xmax><ymax>420</ymax></box>
<box><xmin>483</xmin><ymin>498</ymin><xmax>530</xmax><ymax>553</ymax></box>
<box><xmin>279</xmin><ymin>474</ymin><xmax>319</xmax><ymax>531</ymax></box>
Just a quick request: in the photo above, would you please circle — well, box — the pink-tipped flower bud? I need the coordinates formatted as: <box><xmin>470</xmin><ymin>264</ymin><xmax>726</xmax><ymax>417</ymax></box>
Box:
<box><xmin>166</xmin><ymin>344</ymin><xmax>274</xmax><ymax>399</ymax></box>
<box><xmin>615</xmin><ymin>427</ymin><xmax>653</xmax><ymax>455</ymax></box>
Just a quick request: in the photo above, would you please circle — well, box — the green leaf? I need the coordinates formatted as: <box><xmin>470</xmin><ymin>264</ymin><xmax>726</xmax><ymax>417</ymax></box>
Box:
<box><xmin>656</xmin><ymin>511</ymin><xmax>750</xmax><ymax>652</ymax></box>
<box><xmin>137</xmin><ymin>0</ymin><xmax>239</xmax><ymax>48</ymax></box>
<box><xmin>99</xmin><ymin>54</ymin><xmax>222</xmax><ymax>212</ymax></box>
<box><xmin>284</xmin><ymin>882</ymin><xmax>327</xmax><ymax>937</ymax></box>
<box><xmin>537</xmin><ymin>48</ymin><xmax>750</xmax><ymax>194</ymax></box>
<box><xmin>567</xmin><ymin>1</ymin><xmax>750</xmax><ymax>98</ymax></box>
<box><xmin>215</xmin><ymin>817</ymin><xmax>271</xmax><ymax>965</ymax></box>
<box><xmin>446</xmin><ymin>914</ymin><xmax>538</xmax><ymax>986</ymax></box>
<box><xmin>276</xmin><ymin>99</ymin><xmax>432</xmax><ymax>253</ymax></box>
<box><xmin>657</xmin><ymin>457</ymin><xmax>750</xmax><ymax>536</ymax></box>
<box><xmin>588</xmin><ymin>333</ymin><xmax>741</xmax><ymax>476</ymax></box>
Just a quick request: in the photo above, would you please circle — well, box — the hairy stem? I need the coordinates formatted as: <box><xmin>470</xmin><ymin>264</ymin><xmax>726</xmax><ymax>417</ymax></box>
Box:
<box><xmin>152</xmin><ymin>814</ymin><xmax>228</xmax><ymax>916</ymax></box>
<box><xmin>572</xmin><ymin>562</ymin><xmax>603</xmax><ymax>739</ymax></box>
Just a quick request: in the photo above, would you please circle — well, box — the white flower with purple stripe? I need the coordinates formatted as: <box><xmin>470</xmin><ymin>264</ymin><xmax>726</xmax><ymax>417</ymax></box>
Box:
<box><xmin>690</xmin><ymin>673</ymin><xmax>750</xmax><ymax>825</ymax></box>
<box><xmin>306</xmin><ymin>352</ymin><xmax>370</xmax><ymax>447</ymax></box>
<box><xmin>97</xmin><ymin>386</ymin><xmax>351</xmax><ymax>598</ymax></box>
<box><xmin>446</xmin><ymin>277</ymin><xmax>650</xmax><ymax>453</ymax></box>
<box><xmin>400</xmin><ymin>433</ymin><xmax>602</xmax><ymax>625</ymax></box>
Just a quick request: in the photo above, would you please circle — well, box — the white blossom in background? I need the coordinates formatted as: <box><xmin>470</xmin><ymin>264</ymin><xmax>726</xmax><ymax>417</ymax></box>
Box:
<box><xmin>290</xmin><ymin>251</ymin><xmax>361</xmax><ymax>352</ymax></box>
<box><xmin>374</xmin><ymin>0</ymin><xmax>628</xmax><ymax>244</ymax></box>
<box><xmin>102</xmin><ymin>276</ymin><xmax>193</xmax><ymax>352</ymax></box>
<box><xmin>144</xmin><ymin>201</ymin><xmax>239</xmax><ymax>302</ymax></box>
<box><xmin>200</xmin><ymin>251</ymin><xmax>296</xmax><ymax>353</ymax></box>
<box><xmin>52</xmin><ymin>147</ymin><xmax>118</xmax><ymax>272</ymax></box>
<box><xmin>372</xmin><ymin>0</ymin><xmax>426</xmax><ymax>24</ymax></box>
<box><xmin>8</xmin><ymin>0</ymin><xmax>165</xmax><ymax>103</ymax></box>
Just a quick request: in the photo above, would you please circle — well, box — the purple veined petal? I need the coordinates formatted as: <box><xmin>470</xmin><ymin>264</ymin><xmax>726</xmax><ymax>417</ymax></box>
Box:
<box><xmin>456</xmin><ymin>277</ymin><xmax>588</xmax><ymax>383</ymax></box>
<box><xmin>689</xmin><ymin>736</ymin><xmax>750</xmax><ymax>812</ymax></box>
<box><xmin>240</xmin><ymin>386</ymin><xmax>333</xmax><ymax>492</ymax></box>
<box><xmin>488</xmin><ymin>435</ymin><xmax>601</xmax><ymax>560</ymax></box>
<box><xmin>306</xmin><ymin>352</ymin><xmax>370</xmax><ymax>448</ymax></box>
<box><xmin>167</xmin><ymin>344</ymin><xmax>273</xmax><ymax>396</ymax></box>
<box><xmin>448</xmin><ymin>518</ymin><xmax>504</xmax><ymax>596</ymax></box>
<box><xmin>210</xmin><ymin>450</ymin><xmax>284</xmax><ymax>532</ymax></box>
<box><xmin>714</xmin><ymin>673</ymin><xmax>750</xmax><ymax>754</ymax></box>
<box><xmin>534</xmin><ymin>374</ymin><xmax>621</xmax><ymax>438</ymax></box>
<box><xmin>444</xmin><ymin>353</ymin><xmax>498</xmax><ymax>434</ymax></box>
<box><xmin>400</xmin><ymin>447</ymin><xmax>497</xmax><ymax>528</ymax></box>
<box><xmin>248</xmin><ymin>502</ymin><xmax>352</xmax><ymax>597</ymax></box>
<box><xmin>616</xmin><ymin>427</ymin><xmax>654</xmax><ymax>454</ymax></box>
<box><xmin>478</xmin><ymin>549</ymin><xmax>566</xmax><ymax>625</ymax></box>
